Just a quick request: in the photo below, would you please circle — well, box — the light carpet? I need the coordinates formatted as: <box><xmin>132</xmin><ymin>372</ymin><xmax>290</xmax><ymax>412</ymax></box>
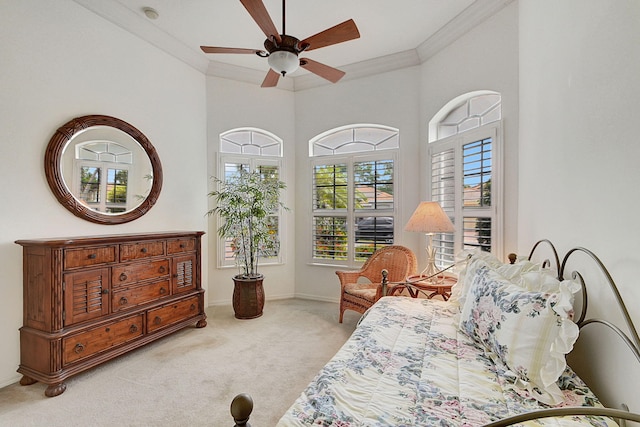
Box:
<box><xmin>0</xmin><ymin>299</ymin><xmax>361</xmax><ymax>427</ymax></box>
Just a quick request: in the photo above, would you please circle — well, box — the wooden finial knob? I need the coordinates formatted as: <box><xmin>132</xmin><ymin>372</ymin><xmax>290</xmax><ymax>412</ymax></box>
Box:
<box><xmin>508</xmin><ymin>253</ymin><xmax>517</xmax><ymax>264</ymax></box>
<box><xmin>231</xmin><ymin>393</ymin><xmax>253</xmax><ymax>427</ymax></box>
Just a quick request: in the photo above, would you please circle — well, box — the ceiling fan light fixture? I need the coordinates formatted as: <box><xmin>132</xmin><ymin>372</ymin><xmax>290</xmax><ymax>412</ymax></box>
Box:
<box><xmin>267</xmin><ymin>50</ymin><xmax>299</xmax><ymax>76</ymax></box>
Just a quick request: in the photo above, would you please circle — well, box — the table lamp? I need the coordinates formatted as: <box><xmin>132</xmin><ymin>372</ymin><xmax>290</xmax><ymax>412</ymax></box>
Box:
<box><xmin>404</xmin><ymin>201</ymin><xmax>455</xmax><ymax>282</ymax></box>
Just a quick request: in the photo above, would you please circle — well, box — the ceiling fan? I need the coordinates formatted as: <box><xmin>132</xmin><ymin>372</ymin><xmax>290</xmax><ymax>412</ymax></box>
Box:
<box><xmin>200</xmin><ymin>0</ymin><xmax>360</xmax><ymax>87</ymax></box>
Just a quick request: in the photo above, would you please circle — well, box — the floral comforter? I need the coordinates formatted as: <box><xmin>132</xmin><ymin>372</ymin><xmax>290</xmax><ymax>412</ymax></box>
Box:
<box><xmin>277</xmin><ymin>297</ymin><xmax>614</xmax><ymax>427</ymax></box>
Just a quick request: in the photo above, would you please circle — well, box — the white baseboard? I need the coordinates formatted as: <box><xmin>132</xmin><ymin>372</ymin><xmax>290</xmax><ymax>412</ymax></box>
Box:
<box><xmin>1</xmin><ymin>374</ymin><xmax>20</xmax><ymax>389</ymax></box>
<box><xmin>207</xmin><ymin>293</ymin><xmax>337</xmax><ymax>306</ymax></box>
<box><xmin>292</xmin><ymin>293</ymin><xmax>339</xmax><ymax>304</ymax></box>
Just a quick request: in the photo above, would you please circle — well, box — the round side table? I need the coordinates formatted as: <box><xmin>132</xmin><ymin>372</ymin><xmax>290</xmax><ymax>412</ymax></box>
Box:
<box><xmin>402</xmin><ymin>273</ymin><xmax>458</xmax><ymax>300</ymax></box>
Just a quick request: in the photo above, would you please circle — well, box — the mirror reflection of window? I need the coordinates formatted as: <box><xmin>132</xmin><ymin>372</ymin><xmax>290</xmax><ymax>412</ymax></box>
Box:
<box><xmin>74</xmin><ymin>141</ymin><xmax>133</xmax><ymax>213</ymax></box>
<box><xmin>80</xmin><ymin>166</ymin><xmax>100</xmax><ymax>204</ymax></box>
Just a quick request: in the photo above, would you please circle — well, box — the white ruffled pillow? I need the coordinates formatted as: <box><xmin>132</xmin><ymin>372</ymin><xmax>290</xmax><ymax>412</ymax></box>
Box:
<box><xmin>450</xmin><ymin>250</ymin><xmax>558</xmax><ymax>307</ymax></box>
<box><xmin>458</xmin><ymin>262</ymin><xmax>580</xmax><ymax>405</ymax></box>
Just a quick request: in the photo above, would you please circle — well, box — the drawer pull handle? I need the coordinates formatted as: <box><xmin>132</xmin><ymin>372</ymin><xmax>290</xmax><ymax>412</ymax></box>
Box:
<box><xmin>119</xmin><ymin>273</ymin><xmax>128</xmax><ymax>281</ymax></box>
<box><xmin>153</xmin><ymin>316</ymin><xmax>162</xmax><ymax>325</ymax></box>
<box><xmin>105</xmin><ymin>327</ymin><xmax>110</xmax><ymax>332</ymax></box>
<box><xmin>101</xmin><ymin>288</ymin><xmax>109</xmax><ymax>295</ymax></box>
<box><xmin>180</xmin><ymin>244</ymin><xmax>185</xmax><ymax>248</ymax></box>
<box><xmin>130</xmin><ymin>324</ymin><xmax>138</xmax><ymax>333</ymax></box>
<box><xmin>159</xmin><ymin>266</ymin><xmax>166</xmax><ymax>273</ymax></box>
<box><xmin>88</xmin><ymin>254</ymin><xmax>97</xmax><ymax>259</ymax></box>
<box><xmin>141</xmin><ymin>248</ymin><xmax>148</xmax><ymax>253</ymax></box>
<box><xmin>74</xmin><ymin>343</ymin><xmax>85</xmax><ymax>354</ymax></box>
<box><xmin>119</xmin><ymin>297</ymin><xmax>128</xmax><ymax>305</ymax></box>
<box><xmin>190</xmin><ymin>304</ymin><xmax>196</xmax><ymax>311</ymax></box>
<box><xmin>159</xmin><ymin>287</ymin><xmax>167</xmax><ymax>295</ymax></box>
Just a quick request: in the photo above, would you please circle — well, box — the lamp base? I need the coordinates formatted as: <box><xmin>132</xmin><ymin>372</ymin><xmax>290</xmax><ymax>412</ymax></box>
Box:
<box><xmin>419</xmin><ymin>245</ymin><xmax>441</xmax><ymax>285</ymax></box>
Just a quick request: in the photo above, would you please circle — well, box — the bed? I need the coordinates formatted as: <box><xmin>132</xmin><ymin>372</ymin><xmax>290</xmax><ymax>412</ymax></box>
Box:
<box><xmin>231</xmin><ymin>241</ymin><xmax>640</xmax><ymax>426</ymax></box>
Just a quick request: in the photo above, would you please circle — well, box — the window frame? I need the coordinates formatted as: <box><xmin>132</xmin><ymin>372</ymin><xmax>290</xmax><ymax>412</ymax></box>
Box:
<box><xmin>216</xmin><ymin>127</ymin><xmax>285</xmax><ymax>271</ymax></box>
<box><xmin>310</xmin><ymin>151</ymin><xmax>398</xmax><ymax>267</ymax></box>
<box><xmin>217</xmin><ymin>155</ymin><xmax>285</xmax><ymax>269</ymax></box>
<box><xmin>428</xmin><ymin>123</ymin><xmax>503</xmax><ymax>263</ymax></box>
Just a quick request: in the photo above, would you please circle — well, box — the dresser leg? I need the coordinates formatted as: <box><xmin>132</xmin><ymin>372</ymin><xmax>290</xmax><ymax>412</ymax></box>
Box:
<box><xmin>196</xmin><ymin>318</ymin><xmax>207</xmax><ymax>328</ymax></box>
<box><xmin>45</xmin><ymin>382</ymin><xmax>66</xmax><ymax>397</ymax></box>
<box><xmin>19</xmin><ymin>375</ymin><xmax>38</xmax><ymax>386</ymax></box>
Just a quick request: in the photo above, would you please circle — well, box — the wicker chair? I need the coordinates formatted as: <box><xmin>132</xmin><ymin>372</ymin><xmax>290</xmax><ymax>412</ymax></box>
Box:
<box><xmin>337</xmin><ymin>245</ymin><xmax>417</xmax><ymax>323</ymax></box>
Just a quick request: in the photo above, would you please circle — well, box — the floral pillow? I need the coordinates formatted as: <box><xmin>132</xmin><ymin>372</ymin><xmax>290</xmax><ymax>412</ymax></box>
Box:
<box><xmin>459</xmin><ymin>262</ymin><xmax>580</xmax><ymax>405</ymax></box>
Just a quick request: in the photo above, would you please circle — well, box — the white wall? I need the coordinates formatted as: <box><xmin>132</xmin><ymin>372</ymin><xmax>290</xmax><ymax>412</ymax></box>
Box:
<box><xmin>0</xmin><ymin>0</ymin><xmax>208</xmax><ymax>387</ymax></box>
<box><xmin>421</xmin><ymin>2</ymin><xmax>520</xmax><ymax>258</ymax></box>
<box><xmin>205</xmin><ymin>77</ymin><xmax>296</xmax><ymax>304</ymax></box>
<box><xmin>518</xmin><ymin>0</ymin><xmax>640</xmax><ymax>410</ymax></box>
<box><xmin>293</xmin><ymin>67</ymin><xmax>422</xmax><ymax>302</ymax></box>
<box><xmin>518</xmin><ymin>0</ymin><xmax>640</xmax><ymax>325</ymax></box>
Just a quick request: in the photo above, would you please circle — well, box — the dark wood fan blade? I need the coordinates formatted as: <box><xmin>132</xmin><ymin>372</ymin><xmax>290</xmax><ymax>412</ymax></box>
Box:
<box><xmin>239</xmin><ymin>0</ymin><xmax>282</xmax><ymax>44</ymax></box>
<box><xmin>200</xmin><ymin>46</ymin><xmax>264</xmax><ymax>55</ymax></box>
<box><xmin>261</xmin><ymin>69</ymin><xmax>280</xmax><ymax>87</ymax></box>
<box><xmin>300</xmin><ymin>19</ymin><xmax>360</xmax><ymax>51</ymax></box>
<box><xmin>299</xmin><ymin>58</ymin><xmax>346</xmax><ymax>83</ymax></box>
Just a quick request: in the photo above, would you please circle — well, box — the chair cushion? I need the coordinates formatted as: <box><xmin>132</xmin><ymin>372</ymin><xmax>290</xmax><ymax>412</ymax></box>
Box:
<box><xmin>344</xmin><ymin>283</ymin><xmax>378</xmax><ymax>302</ymax></box>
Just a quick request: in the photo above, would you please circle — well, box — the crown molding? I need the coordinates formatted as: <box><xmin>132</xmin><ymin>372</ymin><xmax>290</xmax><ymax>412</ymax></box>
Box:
<box><xmin>293</xmin><ymin>49</ymin><xmax>421</xmax><ymax>91</ymax></box>
<box><xmin>72</xmin><ymin>0</ymin><xmax>209</xmax><ymax>73</ymax></box>
<box><xmin>416</xmin><ymin>0</ymin><xmax>515</xmax><ymax>62</ymax></box>
<box><xmin>206</xmin><ymin>61</ymin><xmax>295</xmax><ymax>91</ymax></box>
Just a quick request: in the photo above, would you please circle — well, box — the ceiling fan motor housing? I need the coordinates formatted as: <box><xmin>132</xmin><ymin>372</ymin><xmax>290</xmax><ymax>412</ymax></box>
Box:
<box><xmin>264</xmin><ymin>34</ymin><xmax>309</xmax><ymax>55</ymax></box>
<box><xmin>264</xmin><ymin>34</ymin><xmax>309</xmax><ymax>76</ymax></box>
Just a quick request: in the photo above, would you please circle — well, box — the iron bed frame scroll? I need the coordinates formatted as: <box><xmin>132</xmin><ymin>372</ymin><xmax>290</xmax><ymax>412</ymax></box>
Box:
<box><xmin>490</xmin><ymin>240</ymin><xmax>640</xmax><ymax>427</ymax></box>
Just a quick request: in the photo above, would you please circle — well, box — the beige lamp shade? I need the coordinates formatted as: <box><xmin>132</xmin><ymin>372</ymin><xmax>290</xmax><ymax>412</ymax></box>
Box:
<box><xmin>404</xmin><ymin>201</ymin><xmax>454</xmax><ymax>233</ymax></box>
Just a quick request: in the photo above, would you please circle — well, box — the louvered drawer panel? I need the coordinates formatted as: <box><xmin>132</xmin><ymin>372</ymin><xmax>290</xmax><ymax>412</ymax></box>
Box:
<box><xmin>112</xmin><ymin>280</ymin><xmax>170</xmax><ymax>313</ymax></box>
<box><xmin>62</xmin><ymin>314</ymin><xmax>144</xmax><ymax>365</ymax></box>
<box><xmin>146</xmin><ymin>296</ymin><xmax>199</xmax><ymax>333</ymax></box>
<box><xmin>63</xmin><ymin>268</ymin><xmax>109</xmax><ymax>326</ymax></box>
<box><xmin>112</xmin><ymin>259</ymin><xmax>169</xmax><ymax>287</ymax></box>
<box><xmin>119</xmin><ymin>240</ymin><xmax>165</xmax><ymax>261</ymax></box>
<box><xmin>64</xmin><ymin>246</ymin><xmax>117</xmax><ymax>269</ymax></box>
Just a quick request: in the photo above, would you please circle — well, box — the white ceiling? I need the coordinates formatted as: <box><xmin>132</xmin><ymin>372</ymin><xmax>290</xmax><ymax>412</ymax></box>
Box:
<box><xmin>72</xmin><ymin>0</ymin><xmax>512</xmax><ymax>88</ymax></box>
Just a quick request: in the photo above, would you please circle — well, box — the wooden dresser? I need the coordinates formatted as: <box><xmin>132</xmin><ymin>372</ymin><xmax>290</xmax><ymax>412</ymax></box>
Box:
<box><xmin>15</xmin><ymin>231</ymin><xmax>207</xmax><ymax>397</ymax></box>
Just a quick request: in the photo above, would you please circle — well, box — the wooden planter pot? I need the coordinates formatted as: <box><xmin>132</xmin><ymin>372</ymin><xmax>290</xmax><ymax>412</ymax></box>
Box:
<box><xmin>232</xmin><ymin>275</ymin><xmax>265</xmax><ymax>319</ymax></box>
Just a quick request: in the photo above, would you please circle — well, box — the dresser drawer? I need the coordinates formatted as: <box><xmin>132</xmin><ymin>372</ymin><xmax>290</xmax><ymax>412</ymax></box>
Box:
<box><xmin>64</xmin><ymin>246</ymin><xmax>117</xmax><ymax>270</ymax></box>
<box><xmin>112</xmin><ymin>259</ymin><xmax>170</xmax><ymax>287</ymax></box>
<box><xmin>112</xmin><ymin>280</ymin><xmax>170</xmax><ymax>312</ymax></box>
<box><xmin>119</xmin><ymin>240</ymin><xmax>165</xmax><ymax>262</ymax></box>
<box><xmin>147</xmin><ymin>296</ymin><xmax>200</xmax><ymax>333</ymax></box>
<box><xmin>167</xmin><ymin>238</ymin><xmax>196</xmax><ymax>254</ymax></box>
<box><xmin>62</xmin><ymin>314</ymin><xmax>144</xmax><ymax>365</ymax></box>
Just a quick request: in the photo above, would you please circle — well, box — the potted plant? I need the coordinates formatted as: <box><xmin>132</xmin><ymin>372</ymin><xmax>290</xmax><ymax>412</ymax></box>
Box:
<box><xmin>207</xmin><ymin>169</ymin><xmax>287</xmax><ymax>319</ymax></box>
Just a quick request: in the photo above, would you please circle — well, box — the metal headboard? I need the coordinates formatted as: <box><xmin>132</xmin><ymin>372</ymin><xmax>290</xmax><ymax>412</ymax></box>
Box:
<box><xmin>560</xmin><ymin>246</ymin><xmax>640</xmax><ymax>356</ymax></box>
<box><xmin>527</xmin><ymin>238</ymin><xmax>561</xmax><ymax>272</ymax></box>
<box><xmin>522</xmin><ymin>240</ymin><xmax>640</xmax><ymax>426</ymax></box>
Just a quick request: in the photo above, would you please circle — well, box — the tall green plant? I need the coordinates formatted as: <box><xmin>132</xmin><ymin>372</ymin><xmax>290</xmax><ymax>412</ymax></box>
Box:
<box><xmin>207</xmin><ymin>169</ymin><xmax>287</xmax><ymax>279</ymax></box>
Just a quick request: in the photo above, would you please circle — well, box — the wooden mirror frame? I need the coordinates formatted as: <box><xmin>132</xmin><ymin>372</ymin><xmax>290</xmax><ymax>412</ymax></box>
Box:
<box><xmin>44</xmin><ymin>115</ymin><xmax>163</xmax><ymax>225</ymax></box>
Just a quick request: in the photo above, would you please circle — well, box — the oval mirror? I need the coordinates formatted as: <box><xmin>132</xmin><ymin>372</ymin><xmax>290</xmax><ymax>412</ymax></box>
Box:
<box><xmin>45</xmin><ymin>115</ymin><xmax>162</xmax><ymax>225</ymax></box>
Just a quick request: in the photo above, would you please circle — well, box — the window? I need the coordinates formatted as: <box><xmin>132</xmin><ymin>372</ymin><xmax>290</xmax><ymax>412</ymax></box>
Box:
<box><xmin>73</xmin><ymin>141</ymin><xmax>133</xmax><ymax>213</ymax></box>
<box><xmin>429</xmin><ymin>93</ymin><xmax>502</xmax><ymax>266</ymax></box>
<box><xmin>310</xmin><ymin>124</ymin><xmax>398</xmax><ymax>265</ymax></box>
<box><xmin>218</xmin><ymin>128</ymin><xmax>284</xmax><ymax>268</ymax></box>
